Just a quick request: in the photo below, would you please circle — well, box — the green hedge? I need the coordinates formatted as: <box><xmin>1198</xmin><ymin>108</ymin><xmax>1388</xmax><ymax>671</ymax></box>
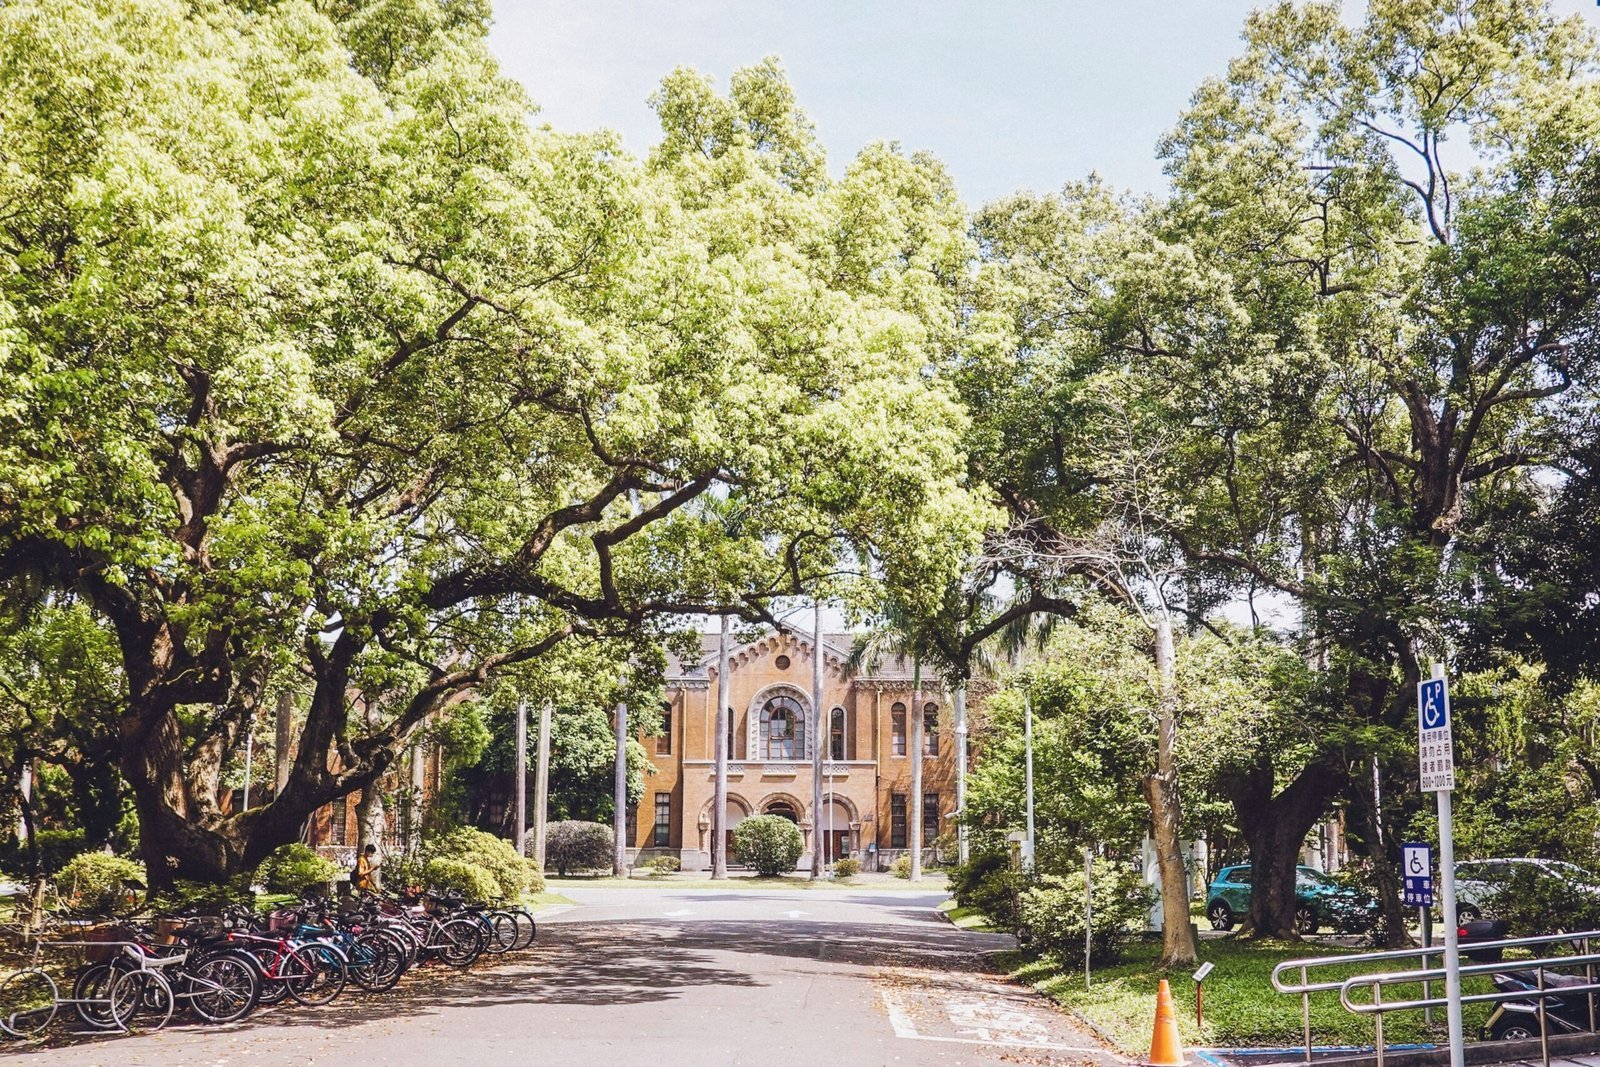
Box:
<box><xmin>733</xmin><ymin>815</ymin><xmax>803</xmax><ymax>876</ymax></box>
<box><xmin>256</xmin><ymin>843</ymin><xmax>339</xmax><ymax>894</ymax></box>
<box><xmin>424</xmin><ymin>857</ymin><xmax>500</xmax><ymax>901</ymax></box>
<box><xmin>57</xmin><ymin>852</ymin><xmax>144</xmax><ymax>914</ymax></box>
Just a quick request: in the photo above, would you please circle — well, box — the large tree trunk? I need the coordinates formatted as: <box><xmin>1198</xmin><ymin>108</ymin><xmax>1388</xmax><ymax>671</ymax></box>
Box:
<box><xmin>909</xmin><ymin>663</ymin><xmax>924</xmax><ymax>882</ymax></box>
<box><xmin>1148</xmin><ymin>613</ymin><xmax>1198</xmax><ymax>966</ymax></box>
<box><xmin>811</xmin><ymin>600</ymin><xmax>825</xmax><ymax>879</ymax></box>
<box><xmin>612</xmin><ymin>701</ymin><xmax>628</xmax><ymax>876</ymax></box>
<box><xmin>1228</xmin><ymin>754</ymin><xmax>1344</xmax><ymax>937</ymax></box>
<box><xmin>713</xmin><ymin>616</ymin><xmax>730</xmax><ymax>879</ymax></box>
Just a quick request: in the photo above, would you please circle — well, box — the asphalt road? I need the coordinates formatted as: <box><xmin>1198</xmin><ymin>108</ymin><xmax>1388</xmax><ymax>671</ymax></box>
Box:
<box><xmin>12</xmin><ymin>885</ymin><xmax>1122</xmax><ymax>1067</ymax></box>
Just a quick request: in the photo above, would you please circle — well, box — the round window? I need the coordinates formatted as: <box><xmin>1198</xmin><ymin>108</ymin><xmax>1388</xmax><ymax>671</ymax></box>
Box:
<box><xmin>775</xmin><ymin>655</ymin><xmax>790</xmax><ymax>670</ymax></box>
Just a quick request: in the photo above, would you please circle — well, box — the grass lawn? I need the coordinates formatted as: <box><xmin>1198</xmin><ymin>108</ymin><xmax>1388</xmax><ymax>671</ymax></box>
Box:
<box><xmin>937</xmin><ymin>898</ymin><xmax>1001</xmax><ymax>931</ymax></box>
<box><xmin>524</xmin><ymin>890</ymin><xmax>577</xmax><ymax>909</ymax></box>
<box><xmin>1004</xmin><ymin>935</ymin><xmax>1497</xmax><ymax>1054</ymax></box>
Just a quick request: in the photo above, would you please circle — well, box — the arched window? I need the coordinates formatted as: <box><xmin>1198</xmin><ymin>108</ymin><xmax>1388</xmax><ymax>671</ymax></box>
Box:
<box><xmin>766</xmin><ymin>801</ymin><xmax>799</xmax><ymax>823</ymax></box>
<box><xmin>760</xmin><ymin>695</ymin><xmax>806</xmax><ymax>759</ymax></box>
<box><xmin>891</xmin><ymin>702</ymin><xmax>907</xmax><ymax>756</ymax></box>
<box><xmin>830</xmin><ymin>707</ymin><xmax>847</xmax><ymax>761</ymax></box>
<box><xmin>924</xmin><ymin>702</ymin><xmax>940</xmax><ymax>757</ymax></box>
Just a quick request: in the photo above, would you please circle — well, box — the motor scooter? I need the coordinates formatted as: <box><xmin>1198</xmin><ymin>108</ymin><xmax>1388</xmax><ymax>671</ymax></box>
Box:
<box><xmin>1481</xmin><ymin>967</ymin><xmax>1599</xmax><ymax>1041</ymax></box>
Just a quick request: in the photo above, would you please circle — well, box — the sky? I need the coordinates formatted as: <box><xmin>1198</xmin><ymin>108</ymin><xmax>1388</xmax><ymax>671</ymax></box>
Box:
<box><xmin>489</xmin><ymin>1</ymin><xmax>1600</xmax><ymax>209</ymax></box>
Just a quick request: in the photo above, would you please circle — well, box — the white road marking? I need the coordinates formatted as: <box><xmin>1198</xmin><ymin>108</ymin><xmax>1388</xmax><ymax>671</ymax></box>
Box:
<box><xmin>878</xmin><ymin>988</ymin><xmax>1114</xmax><ymax>1054</ymax></box>
<box><xmin>663</xmin><ymin>908</ymin><xmax>693</xmax><ymax>917</ymax></box>
<box><xmin>784</xmin><ymin>910</ymin><xmax>808</xmax><ymax>918</ymax></box>
<box><xmin>529</xmin><ymin>905</ymin><xmax>574</xmax><ymax>919</ymax></box>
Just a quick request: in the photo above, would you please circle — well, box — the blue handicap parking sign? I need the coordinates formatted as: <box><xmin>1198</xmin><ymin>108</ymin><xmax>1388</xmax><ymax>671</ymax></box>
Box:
<box><xmin>1419</xmin><ymin>679</ymin><xmax>1449</xmax><ymax>730</ymax></box>
<box><xmin>1402</xmin><ymin>842</ymin><xmax>1434</xmax><ymax>906</ymax></box>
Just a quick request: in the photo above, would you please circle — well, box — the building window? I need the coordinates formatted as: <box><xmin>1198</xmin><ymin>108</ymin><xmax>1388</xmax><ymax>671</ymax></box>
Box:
<box><xmin>654</xmin><ymin>792</ymin><xmax>671</xmax><ymax>847</ymax></box>
<box><xmin>891</xmin><ymin>702</ymin><xmax>907</xmax><ymax>756</ymax></box>
<box><xmin>657</xmin><ymin>704</ymin><xmax>672</xmax><ymax>755</ymax></box>
<box><xmin>830</xmin><ymin>707</ymin><xmax>847</xmax><ymax>760</ymax></box>
<box><xmin>890</xmin><ymin>793</ymin><xmax>907</xmax><ymax>848</ymax></box>
<box><xmin>924</xmin><ymin>703</ymin><xmax>939</xmax><ymax>757</ymax></box>
<box><xmin>760</xmin><ymin>694</ymin><xmax>806</xmax><ymax>759</ymax></box>
<box><xmin>626</xmin><ymin>802</ymin><xmax>637</xmax><ymax>843</ymax></box>
<box><xmin>923</xmin><ymin>792</ymin><xmax>940</xmax><ymax>842</ymax></box>
<box><xmin>728</xmin><ymin>708</ymin><xmax>736</xmax><ymax>758</ymax></box>
<box><xmin>775</xmin><ymin>654</ymin><xmax>790</xmax><ymax>670</ymax></box>
<box><xmin>328</xmin><ymin>798</ymin><xmax>349</xmax><ymax>846</ymax></box>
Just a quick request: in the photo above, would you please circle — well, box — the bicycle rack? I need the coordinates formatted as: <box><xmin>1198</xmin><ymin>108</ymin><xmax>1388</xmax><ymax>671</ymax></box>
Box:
<box><xmin>1271</xmin><ymin>929</ymin><xmax>1600</xmax><ymax>1067</ymax></box>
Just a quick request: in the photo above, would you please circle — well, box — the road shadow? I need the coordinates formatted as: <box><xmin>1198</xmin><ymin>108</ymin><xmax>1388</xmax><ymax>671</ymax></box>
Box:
<box><xmin>15</xmin><ymin>917</ymin><xmax>1014</xmax><ymax>1053</ymax></box>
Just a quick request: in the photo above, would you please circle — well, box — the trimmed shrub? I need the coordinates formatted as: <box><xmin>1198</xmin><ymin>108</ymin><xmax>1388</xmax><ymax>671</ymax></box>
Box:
<box><xmin>1014</xmin><ymin>861</ymin><xmax>1152</xmax><ymax>966</ymax></box>
<box><xmin>384</xmin><ymin>853</ymin><xmax>425</xmax><ymax>894</ymax></box>
<box><xmin>433</xmin><ymin>828</ymin><xmax>532</xmax><ymax>899</ymax></box>
<box><xmin>257</xmin><ymin>843</ymin><xmax>339</xmax><ymax>895</ymax></box>
<box><xmin>35</xmin><ymin>830</ymin><xmax>88</xmax><ymax>875</ymax></box>
<box><xmin>733</xmin><ymin>815</ymin><xmax>803</xmax><ymax>876</ymax></box>
<box><xmin>890</xmin><ymin>854</ymin><xmax>913</xmax><ymax>879</ymax></box>
<box><xmin>57</xmin><ymin>852</ymin><xmax>144</xmax><ymax>914</ymax></box>
<box><xmin>541</xmin><ymin>821</ymin><xmax>614</xmax><ymax>876</ymax></box>
<box><xmin>832</xmin><ymin>856</ymin><xmax>861</xmax><ymax>879</ymax></box>
<box><xmin>949</xmin><ymin>849</ymin><xmax>1023</xmax><ymax>927</ymax></box>
<box><xmin>423</xmin><ymin>857</ymin><xmax>500</xmax><ymax>902</ymax></box>
<box><xmin>645</xmin><ymin>855</ymin><xmax>681</xmax><ymax>874</ymax></box>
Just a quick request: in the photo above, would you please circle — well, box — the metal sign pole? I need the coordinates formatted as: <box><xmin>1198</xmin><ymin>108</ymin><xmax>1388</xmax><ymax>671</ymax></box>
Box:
<box><xmin>1422</xmin><ymin>662</ymin><xmax>1464</xmax><ymax>1067</ymax></box>
<box><xmin>1023</xmin><ymin>688</ymin><xmax>1036</xmax><ymax>872</ymax></box>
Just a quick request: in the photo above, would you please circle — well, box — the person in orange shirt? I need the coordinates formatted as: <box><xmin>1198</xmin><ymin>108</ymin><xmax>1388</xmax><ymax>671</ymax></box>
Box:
<box><xmin>352</xmin><ymin>844</ymin><xmax>382</xmax><ymax>893</ymax></box>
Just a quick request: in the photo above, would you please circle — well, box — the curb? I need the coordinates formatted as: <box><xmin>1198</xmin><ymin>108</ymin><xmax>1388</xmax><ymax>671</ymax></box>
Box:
<box><xmin>1207</xmin><ymin>1032</ymin><xmax>1600</xmax><ymax>1067</ymax></box>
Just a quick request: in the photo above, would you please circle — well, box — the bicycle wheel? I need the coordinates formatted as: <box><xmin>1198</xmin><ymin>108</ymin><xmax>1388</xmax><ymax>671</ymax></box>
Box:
<box><xmin>71</xmin><ymin>962</ymin><xmax>124</xmax><ymax>1030</ymax></box>
<box><xmin>484</xmin><ymin>912</ymin><xmax>518</xmax><ymax>954</ymax></box>
<box><xmin>346</xmin><ymin>933</ymin><xmax>401</xmax><ymax>993</ymax></box>
<box><xmin>243</xmin><ymin>946</ymin><xmax>290</xmax><ymax>1005</ymax></box>
<box><xmin>283</xmin><ymin>943</ymin><xmax>346</xmax><ymax>1007</ymax></box>
<box><xmin>511</xmin><ymin>910</ymin><xmax>537</xmax><ymax>950</ymax></box>
<box><xmin>0</xmin><ymin>969</ymin><xmax>58</xmax><ymax>1038</ymax></box>
<box><xmin>435</xmin><ymin>918</ymin><xmax>484</xmax><ymax>968</ymax></box>
<box><xmin>109</xmin><ymin>969</ymin><xmax>173</xmax><ymax>1033</ymax></box>
<box><xmin>184</xmin><ymin>952</ymin><xmax>258</xmax><ymax>1024</ymax></box>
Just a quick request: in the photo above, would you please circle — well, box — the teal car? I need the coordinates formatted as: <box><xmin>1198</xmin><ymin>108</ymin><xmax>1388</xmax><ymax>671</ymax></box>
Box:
<box><xmin>1206</xmin><ymin>864</ymin><xmax>1374</xmax><ymax>934</ymax></box>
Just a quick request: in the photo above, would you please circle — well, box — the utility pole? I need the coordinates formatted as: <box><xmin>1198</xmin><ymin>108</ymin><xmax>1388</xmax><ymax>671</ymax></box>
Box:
<box><xmin>954</xmin><ymin>685</ymin><xmax>969</xmax><ymax>866</ymax></box>
<box><xmin>613</xmin><ymin>700</ymin><xmax>628</xmax><ymax>877</ymax></box>
<box><xmin>713</xmin><ymin>616</ymin><xmax>731</xmax><ymax>878</ymax></box>
<box><xmin>811</xmin><ymin>600</ymin><xmax>825</xmax><ymax>879</ymax></box>
<box><xmin>514</xmin><ymin>699</ymin><xmax>527</xmax><ymax>855</ymax></box>
<box><xmin>533</xmin><ymin>701</ymin><xmax>551</xmax><ymax>869</ymax></box>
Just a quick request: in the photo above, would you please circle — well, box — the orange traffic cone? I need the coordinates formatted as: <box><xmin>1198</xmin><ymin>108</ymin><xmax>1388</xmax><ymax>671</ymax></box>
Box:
<box><xmin>1146</xmin><ymin>978</ymin><xmax>1187</xmax><ymax>1067</ymax></box>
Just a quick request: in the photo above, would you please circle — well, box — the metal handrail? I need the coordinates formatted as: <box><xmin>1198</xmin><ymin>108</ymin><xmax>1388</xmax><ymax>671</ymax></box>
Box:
<box><xmin>1271</xmin><ymin>930</ymin><xmax>1600</xmax><ymax>994</ymax></box>
<box><xmin>1338</xmin><ymin>952</ymin><xmax>1600</xmax><ymax>1067</ymax></box>
<box><xmin>1271</xmin><ymin>928</ymin><xmax>1600</xmax><ymax>1065</ymax></box>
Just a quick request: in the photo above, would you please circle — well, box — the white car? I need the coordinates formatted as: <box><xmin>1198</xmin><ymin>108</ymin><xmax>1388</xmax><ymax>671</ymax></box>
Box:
<box><xmin>1454</xmin><ymin>858</ymin><xmax>1600</xmax><ymax>922</ymax></box>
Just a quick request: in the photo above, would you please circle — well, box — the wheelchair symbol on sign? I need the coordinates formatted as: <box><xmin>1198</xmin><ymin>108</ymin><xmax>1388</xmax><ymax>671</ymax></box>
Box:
<box><xmin>1420</xmin><ymin>681</ymin><xmax>1447</xmax><ymax>729</ymax></box>
<box><xmin>1409</xmin><ymin>852</ymin><xmax>1426</xmax><ymax>875</ymax></box>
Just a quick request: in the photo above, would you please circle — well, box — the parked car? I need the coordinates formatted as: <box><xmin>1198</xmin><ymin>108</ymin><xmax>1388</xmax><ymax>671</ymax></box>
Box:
<box><xmin>1454</xmin><ymin>858</ymin><xmax>1600</xmax><ymax>924</ymax></box>
<box><xmin>1206</xmin><ymin>864</ymin><xmax>1376</xmax><ymax>934</ymax></box>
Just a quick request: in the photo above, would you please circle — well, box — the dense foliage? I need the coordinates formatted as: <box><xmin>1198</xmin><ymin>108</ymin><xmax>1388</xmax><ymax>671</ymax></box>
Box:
<box><xmin>542</xmin><ymin>820</ymin><xmax>613</xmax><ymax>877</ymax></box>
<box><xmin>0</xmin><ymin>0</ymin><xmax>1597</xmax><ymax>960</ymax></box>
<box><xmin>255</xmin><ymin>843</ymin><xmax>339</xmax><ymax>895</ymax></box>
<box><xmin>732</xmin><ymin>815</ymin><xmax>803</xmax><ymax>876</ymax></box>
